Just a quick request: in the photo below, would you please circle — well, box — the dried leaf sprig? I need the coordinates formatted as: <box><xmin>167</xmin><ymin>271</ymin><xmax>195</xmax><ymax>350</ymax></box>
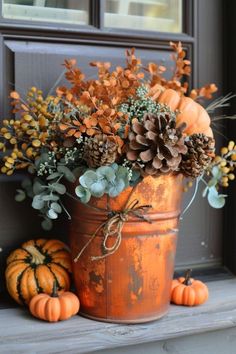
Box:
<box><xmin>0</xmin><ymin>87</ymin><xmax>63</xmax><ymax>175</ymax></box>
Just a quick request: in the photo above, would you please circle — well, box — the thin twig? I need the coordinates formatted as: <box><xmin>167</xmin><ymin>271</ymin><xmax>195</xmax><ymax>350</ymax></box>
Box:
<box><xmin>180</xmin><ymin>176</ymin><xmax>201</xmax><ymax>219</ymax></box>
<box><xmin>48</xmin><ymin>69</ymin><xmax>66</xmax><ymax>96</ymax></box>
<box><xmin>211</xmin><ymin>127</ymin><xmax>229</xmax><ymax>140</ymax></box>
<box><xmin>206</xmin><ymin>93</ymin><xmax>236</xmax><ymax>113</ymax></box>
<box><xmin>212</xmin><ymin>115</ymin><xmax>236</xmax><ymax>122</ymax></box>
<box><xmin>74</xmin><ymin>222</ymin><xmax>106</xmax><ymax>262</ymax></box>
<box><xmin>59</xmin><ymin>200</ymin><xmax>71</xmax><ymax>220</ymax></box>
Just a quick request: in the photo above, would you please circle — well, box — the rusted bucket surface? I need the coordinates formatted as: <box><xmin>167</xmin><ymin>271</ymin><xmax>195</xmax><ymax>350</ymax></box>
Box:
<box><xmin>69</xmin><ymin>173</ymin><xmax>183</xmax><ymax>323</ymax></box>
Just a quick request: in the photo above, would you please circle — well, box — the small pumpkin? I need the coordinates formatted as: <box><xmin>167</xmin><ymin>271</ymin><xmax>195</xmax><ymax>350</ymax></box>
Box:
<box><xmin>5</xmin><ymin>238</ymin><xmax>72</xmax><ymax>305</ymax></box>
<box><xmin>171</xmin><ymin>269</ymin><xmax>209</xmax><ymax>306</ymax></box>
<box><xmin>151</xmin><ymin>86</ymin><xmax>213</xmax><ymax>138</ymax></box>
<box><xmin>29</xmin><ymin>282</ymin><xmax>80</xmax><ymax>322</ymax></box>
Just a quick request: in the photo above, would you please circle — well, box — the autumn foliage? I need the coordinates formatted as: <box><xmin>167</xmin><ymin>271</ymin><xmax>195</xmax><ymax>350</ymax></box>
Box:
<box><xmin>0</xmin><ymin>41</ymin><xmax>217</xmax><ymax>175</ymax></box>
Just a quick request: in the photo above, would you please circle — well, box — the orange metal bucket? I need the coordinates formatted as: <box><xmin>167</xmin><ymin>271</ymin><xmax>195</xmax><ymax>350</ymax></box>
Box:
<box><xmin>69</xmin><ymin>173</ymin><xmax>183</xmax><ymax>323</ymax></box>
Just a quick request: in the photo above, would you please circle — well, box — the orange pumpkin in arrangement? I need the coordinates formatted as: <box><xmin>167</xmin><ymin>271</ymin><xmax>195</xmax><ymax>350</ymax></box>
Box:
<box><xmin>5</xmin><ymin>239</ymin><xmax>72</xmax><ymax>305</ymax></box>
<box><xmin>29</xmin><ymin>283</ymin><xmax>80</xmax><ymax>322</ymax></box>
<box><xmin>171</xmin><ymin>269</ymin><xmax>209</xmax><ymax>306</ymax></box>
<box><xmin>150</xmin><ymin>86</ymin><xmax>213</xmax><ymax>138</ymax></box>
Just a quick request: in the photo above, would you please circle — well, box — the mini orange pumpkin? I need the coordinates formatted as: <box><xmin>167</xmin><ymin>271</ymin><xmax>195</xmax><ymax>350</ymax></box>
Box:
<box><xmin>29</xmin><ymin>282</ymin><xmax>80</xmax><ymax>322</ymax></box>
<box><xmin>151</xmin><ymin>87</ymin><xmax>213</xmax><ymax>138</ymax></box>
<box><xmin>171</xmin><ymin>269</ymin><xmax>209</xmax><ymax>306</ymax></box>
<box><xmin>5</xmin><ymin>238</ymin><xmax>72</xmax><ymax>305</ymax></box>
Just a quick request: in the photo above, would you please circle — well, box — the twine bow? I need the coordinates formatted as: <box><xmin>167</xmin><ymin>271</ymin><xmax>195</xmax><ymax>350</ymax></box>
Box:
<box><xmin>74</xmin><ymin>199</ymin><xmax>152</xmax><ymax>262</ymax></box>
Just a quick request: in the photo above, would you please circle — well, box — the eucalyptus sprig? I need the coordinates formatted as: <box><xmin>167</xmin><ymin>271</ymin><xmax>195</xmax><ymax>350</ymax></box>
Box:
<box><xmin>75</xmin><ymin>163</ymin><xmax>140</xmax><ymax>204</ymax></box>
<box><xmin>15</xmin><ymin>152</ymin><xmax>78</xmax><ymax>230</ymax></box>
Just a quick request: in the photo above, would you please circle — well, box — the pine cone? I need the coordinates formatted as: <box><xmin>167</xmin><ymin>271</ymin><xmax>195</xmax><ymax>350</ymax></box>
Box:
<box><xmin>126</xmin><ymin>113</ymin><xmax>187</xmax><ymax>176</ymax></box>
<box><xmin>180</xmin><ymin>134</ymin><xmax>215</xmax><ymax>178</ymax></box>
<box><xmin>83</xmin><ymin>134</ymin><xmax>118</xmax><ymax>168</ymax></box>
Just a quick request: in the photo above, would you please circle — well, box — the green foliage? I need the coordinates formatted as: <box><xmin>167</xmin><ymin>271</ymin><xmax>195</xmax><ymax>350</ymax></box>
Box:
<box><xmin>207</xmin><ymin>187</ymin><xmax>227</xmax><ymax>209</ymax></box>
<box><xmin>75</xmin><ymin>163</ymin><xmax>132</xmax><ymax>203</ymax></box>
<box><xmin>17</xmin><ymin>172</ymin><xmax>71</xmax><ymax>230</ymax></box>
<box><xmin>202</xmin><ymin>166</ymin><xmax>227</xmax><ymax>209</ymax></box>
<box><xmin>75</xmin><ymin>185</ymin><xmax>91</xmax><ymax>203</ymax></box>
<box><xmin>15</xmin><ymin>189</ymin><xmax>26</xmax><ymax>202</ymax></box>
<box><xmin>57</xmin><ymin>165</ymin><xmax>76</xmax><ymax>183</ymax></box>
<box><xmin>17</xmin><ymin>148</ymin><xmax>78</xmax><ymax>229</ymax></box>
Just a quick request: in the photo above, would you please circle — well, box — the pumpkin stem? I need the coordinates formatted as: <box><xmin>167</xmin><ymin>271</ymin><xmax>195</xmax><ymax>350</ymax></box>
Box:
<box><xmin>24</xmin><ymin>245</ymin><xmax>46</xmax><ymax>265</ymax></box>
<box><xmin>51</xmin><ymin>281</ymin><xmax>58</xmax><ymax>297</ymax></box>
<box><xmin>183</xmin><ymin>269</ymin><xmax>192</xmax><ymax>285</ymax></box>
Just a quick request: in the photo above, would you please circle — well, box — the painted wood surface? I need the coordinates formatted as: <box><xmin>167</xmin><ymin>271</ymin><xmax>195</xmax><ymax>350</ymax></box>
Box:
<box><xmin>1</xmin><ymin>278</ymin><xmax>236</xmax><ymax>353</ymax></box>
<box><xmin>96</xmin><ymin>327</ymin><xmax>236</xmax><ymax>354</ymax></box>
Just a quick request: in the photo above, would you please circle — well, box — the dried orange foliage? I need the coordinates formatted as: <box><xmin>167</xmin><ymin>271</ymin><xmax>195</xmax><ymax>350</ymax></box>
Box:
<box><xmin>56</xmin><ymin>48</ymin><xmax>147</xmax><ymax>148</ymax></box>
<box><xmin>0</xmin><ymin>41</ymin><xmax>218</xmax><ymax>174</ymax></box>
<box><xmin>146</xmin><ymin>41</ymin><xmax>190</xmax><ymax>95</ymax></box>
<box><xmin>190</xmin><ymin>84</ymin><xmax>218</xmax><ymax>100</ymax></box>
<box><xmin>56</xmin><ymin>43</ymin><xmax>217</xmax><ymax>146</ymax></box>
<box><xmin>147</xmin><ymin>41</ymin><xmax>217</xmax><ymax>100</ymax></box>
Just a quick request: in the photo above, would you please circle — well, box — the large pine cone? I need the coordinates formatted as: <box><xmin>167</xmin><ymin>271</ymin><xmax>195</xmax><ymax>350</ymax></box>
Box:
<box><xmin>126</xmin><ymin>113</ymin><xmax>187</xmax><ymax>176</ymax></box>
<box><xmin>180</xmin><ymin>134</ymin><xmax>215</xmax><ymax>178</ymax></box>
<box><xmin>83</xmin><ymin>134</ymin><xmax>118</xmax><ymax>168</ymax></box>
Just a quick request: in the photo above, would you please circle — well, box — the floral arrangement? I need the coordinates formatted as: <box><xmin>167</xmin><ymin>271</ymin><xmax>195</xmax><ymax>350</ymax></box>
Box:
<box><xmin>0</xmin><ymin>42</ymin><xmax>235</xmax><ymax>230</ymax></box>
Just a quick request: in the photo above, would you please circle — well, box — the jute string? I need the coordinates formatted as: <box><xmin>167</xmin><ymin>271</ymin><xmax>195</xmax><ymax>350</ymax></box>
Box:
<box><xmin>74</xmin><ymin>188</ymin><xmax>152</xmax><ymax>262</ymax></box>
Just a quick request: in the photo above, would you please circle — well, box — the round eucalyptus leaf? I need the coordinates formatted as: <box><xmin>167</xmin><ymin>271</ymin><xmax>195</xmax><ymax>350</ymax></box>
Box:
<box><xmin>211</xmin><ymin>166</ymin><xmax>222</xmax><ymax>179</ymax></box>
<box><xmin>32</xmin><ymin>195</ymin><xmax>45</xmax><ymax>210</ymax></box>
<box><xmin>21</xmin><ymin>178</ymin><xmax>32</xmax><ymax>190</ymax></box>
<box><xmin>15</xmin><ymin>190</ymin><xmax>26</xmax><ymax>202</ymax></box>
<box><xmin>79</xmin><ymin>170</ymin><xmax>98</xmax><ymax>188</ymax></box>
<box><xmin>75</xmin><ymin>185</ymin><xmax>91</xmax><ymax>203</ymax></box>
<box><xmin>90</xmin><ymin>180</ymin><xmax>106</xmax><ymax>197</ymax></box>
<box><xmin>51</xmin><ymin>202</ymin><xmax>62</xmax><ymax>213</ymax></box>
<box><xmin>207</xmin><ymin>187</ymin><xmax>227</xmax><ymax>209</ymax></box>
<box><xmin>75</xmin><ymin>185</ymin><xmax>86</xmax><ymax>198</ymax></box>
<box><xmin>96</xmin><ymin>166</ymin><xmax>116</xmax><ymax>182</ymax></box>
<box><xmin>111</xmin><ymin>163</ymin><xmax>119</xmax><ymax>171</ymax></box>
<box><xmin>47</xmin><ymin>172</ymin><xmax>62</xmax><ymax>181</ymax></box>
<box><xmin>51</xmin><ymin>183</ymin><xmax>66</xmax><ymax>195</ymax></box>
<box><xmin>108</xmin><ymin>178</ymin><xmax>126</xmax><ymax>197</ymax></box>
<box><xmin>57</xmin><ymin>165</ymin><xmax>76</xmax><ymax>183</ymax></box>
<box><xmin>42</xmin><ymin>194</ymin><xmax>60</xmax><ymax>202</ymax></box>
<box><xmin>33</xmin><ymin>180</ymin><xmax>46</xmax><ymax>194</ymax></box>
<box><xmin>41</xmin><ymin>218</ymin><xmax>53</xmax><ymax>231</ymax></box>
<box><xmin>116</xmin><ymin>166</ymin><xmax>128</xmax><ymax>179</ymax></box>
<box><xmin>47</xmin><ymin>208</ymin><xmax>58</xmax><ymax>220</ymax></box>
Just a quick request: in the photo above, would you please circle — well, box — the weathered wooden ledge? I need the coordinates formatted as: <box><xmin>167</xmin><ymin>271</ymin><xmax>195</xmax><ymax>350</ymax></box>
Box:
<box><xmin>1</xmin><ymin>278</ymin><xmax>236</xmax><ymax>354</ymax></box>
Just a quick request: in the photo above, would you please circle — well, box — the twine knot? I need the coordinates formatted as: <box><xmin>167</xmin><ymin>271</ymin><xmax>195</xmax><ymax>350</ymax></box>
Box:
<box><xmin>74</xmin><ymin>199</ymin><xmax>152</xmax><ymax>262</ymax></box>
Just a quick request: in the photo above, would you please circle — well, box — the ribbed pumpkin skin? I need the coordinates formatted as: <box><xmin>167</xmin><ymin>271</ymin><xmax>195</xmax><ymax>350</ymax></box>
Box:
<box><xmin>171</xmin><ymin>277</ymin><xmax>209</xmax><ymax>306</ymax></box>
<box><xmin>156</xmin><ymin>88</ymin><xmax>213</xmax><ymax>138</ymax></box>
<box><xmin>29</xmin><ymin>291</ymin><xmax>80</xmax><ymax>322</ymax></box>
<box><xmin>5</xmin><ymin>239</ymin><xmax>72</xmax><ymax>305</ymax></box>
